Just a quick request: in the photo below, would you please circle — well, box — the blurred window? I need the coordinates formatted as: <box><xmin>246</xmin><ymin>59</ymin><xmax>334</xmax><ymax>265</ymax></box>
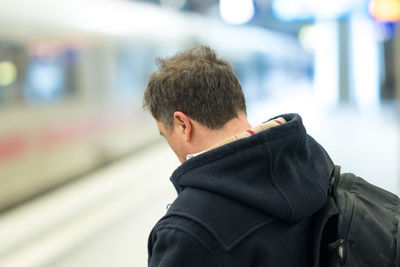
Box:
<box><xmin>23</xmin><ymin>46</ymin><xmax>79</xmax><ymax>104</ymax></box>
<box><xmin>272</xmin><ymin>0</ymin><xmax>365</xmax><ymax>20</ymax></box>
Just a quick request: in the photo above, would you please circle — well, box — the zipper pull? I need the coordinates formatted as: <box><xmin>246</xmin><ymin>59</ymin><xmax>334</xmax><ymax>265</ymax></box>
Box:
<box><xmin>328</xmin><ymin>239</ymin><xmax>345</xmax><ymax>262</ymax></box>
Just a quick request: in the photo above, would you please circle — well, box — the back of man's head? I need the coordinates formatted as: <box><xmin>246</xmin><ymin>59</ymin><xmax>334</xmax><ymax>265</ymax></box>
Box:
<box><xmin>143</xmin><ymin>45</ymin><xmax>246</xmax><ymax>130</ymax></box>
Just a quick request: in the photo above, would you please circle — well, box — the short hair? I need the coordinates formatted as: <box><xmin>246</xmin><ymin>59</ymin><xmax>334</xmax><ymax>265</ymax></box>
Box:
<box><xmin>143</xmin><ymin>45</ymin><xmax>246</xmax><ymax>130</ymax></box>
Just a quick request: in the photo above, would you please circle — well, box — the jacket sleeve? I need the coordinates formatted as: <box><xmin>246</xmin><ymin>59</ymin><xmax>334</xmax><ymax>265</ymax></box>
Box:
<box><xmin>148</xmin><ymin>226</ymin><xmax>221</xmax><ymax>267</ymax></box>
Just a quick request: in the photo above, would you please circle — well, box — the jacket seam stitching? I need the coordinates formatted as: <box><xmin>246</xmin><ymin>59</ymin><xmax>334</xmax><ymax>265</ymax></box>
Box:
<box><xmin>162</xmin><ymin>211</ymin><xmax>275</xmax><ymax>251</ymax></box>
<box><xmin>155</xmin><ymin>224</ymin><xmax>223</xmax><ymax>266</ymax></box>
<box><xmin>265</xmin><ymin>142</ymin><xmax>297</xmax><ymax>221</ymax></box>
<box><xmin>294</xmin><ymin>136</ymin><xmax>328</xmax><ymax>206</ymax></box>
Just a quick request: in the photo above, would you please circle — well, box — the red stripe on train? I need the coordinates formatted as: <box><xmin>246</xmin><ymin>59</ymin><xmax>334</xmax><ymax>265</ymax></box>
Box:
<box><xmin>0</xmin><ymin>135</ymin><xmax>27</xmax><ymax>161</ymax></box>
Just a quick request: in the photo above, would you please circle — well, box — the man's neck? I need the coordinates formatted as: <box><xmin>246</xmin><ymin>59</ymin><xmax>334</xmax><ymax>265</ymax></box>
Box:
<box><xmin>188</xmin><ymin>113</ymin><xmax>252</xmax><ymax>155</ymax></box>
<box><xmin>214</xmin><ymin>113</ymin><xmax>252</xmax><ymax>141</ymax></box>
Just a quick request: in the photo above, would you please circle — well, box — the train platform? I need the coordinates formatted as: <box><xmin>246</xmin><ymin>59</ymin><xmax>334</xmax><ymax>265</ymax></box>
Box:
<box><xmin>0</xmin><ymin>142</ymin><xmax>179</xmax><ymax>267</ymax></box>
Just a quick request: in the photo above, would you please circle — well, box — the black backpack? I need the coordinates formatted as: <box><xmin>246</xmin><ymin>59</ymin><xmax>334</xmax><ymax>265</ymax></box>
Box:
<box><xmin>313</xmin><ymin>165</ymin><xmax>400</xmax><ymax>266</ymax></box>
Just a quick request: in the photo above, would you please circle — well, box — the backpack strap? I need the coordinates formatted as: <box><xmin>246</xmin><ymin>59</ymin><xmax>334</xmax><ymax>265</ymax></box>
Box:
<box><xmin>319</xmin><ymin>144</ymin><xmax>341</xmax><ymax>197</ymax></box>
<box><xmin>312</xmin><ymin>163</ymin><xmax>340</xmax><ymax>267</ymax></box>
<box><xmin>319</xmin><ymin>145</ymin><xmax>336</xmax><ymax>179</ymax></box>
<box><xmin>337</xmin><ymin>172</ymin><xmax>357</xmax><ymax>193</ymax></box>
<box><xmin>329</xmin><ymin>165</ymin><xmax>341</xmax><ymax>196</ymax></box>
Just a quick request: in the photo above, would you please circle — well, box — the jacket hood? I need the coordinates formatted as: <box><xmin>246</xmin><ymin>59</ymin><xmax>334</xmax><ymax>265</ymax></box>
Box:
<box><xmin>170</xmin><ymin>113</ymin><xmax>332</xmax><ymax>223</ymax></box>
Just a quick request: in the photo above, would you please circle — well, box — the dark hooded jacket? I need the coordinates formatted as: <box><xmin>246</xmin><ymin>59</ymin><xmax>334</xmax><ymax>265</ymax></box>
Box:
<box><xmin>148</xmin><ymin>113</ymin><xmax>332</xmax><ymax>267</ymax></box>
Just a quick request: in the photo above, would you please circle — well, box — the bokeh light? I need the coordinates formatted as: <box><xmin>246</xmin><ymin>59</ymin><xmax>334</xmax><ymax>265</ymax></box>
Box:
<box><xmin>0</xmin><ymin>61</ymin><xmax>17</xmax><ymax>87</ymax></box>
<box><xmin>219</xmin><ymin>0</ymin><xmax>255</xmax><ymax>25</ymax></box>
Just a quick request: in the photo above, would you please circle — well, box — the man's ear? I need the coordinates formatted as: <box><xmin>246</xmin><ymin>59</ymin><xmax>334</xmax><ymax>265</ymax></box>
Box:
<box><xmin>173</xmin><ymin>111</ymin><xmax>192</xmax><ymax>141</ymax></box>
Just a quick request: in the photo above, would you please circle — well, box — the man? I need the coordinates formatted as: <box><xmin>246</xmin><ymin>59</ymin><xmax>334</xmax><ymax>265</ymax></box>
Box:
<box><xmin>143</xmin><ymin>45</ymin><xmax>332</xmax><ymax>266</ymax></box>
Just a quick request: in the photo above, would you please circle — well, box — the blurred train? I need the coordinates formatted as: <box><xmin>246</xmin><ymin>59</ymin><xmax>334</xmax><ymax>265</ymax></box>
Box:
<box><xmin>0</xmin><ymin>0</ymin><xmax>311</xmax><ymax>213</ymax></box>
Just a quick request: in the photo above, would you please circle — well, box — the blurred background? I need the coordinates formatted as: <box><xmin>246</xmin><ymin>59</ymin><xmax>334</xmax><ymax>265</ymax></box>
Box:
<box><xmin>0</xmin><ymin>0</ymin><xmax>399</xmax><ymax>266</ymax></box>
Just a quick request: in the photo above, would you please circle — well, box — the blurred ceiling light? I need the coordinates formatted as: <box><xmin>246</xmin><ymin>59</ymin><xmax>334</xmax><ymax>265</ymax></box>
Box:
<box><xmin>369</xmin><ymin>0</ymin><xmax>400</xmax><ymax>22</ymax></box>
<box><xmin>0</xmin><ymin>61</ymin><xmax>18</xmax><ymax>87</ymax></box>
<box><xmin>160</xmin><ymin>0</ymin><xmax>186</xmax><ymax>10</ymax></box>
<box><xmin>219</xmin><ymin>0</ymin><xmax>255</xmax><ymax>25</ymax></box>
<box><xmin>298</xmin><ymin>25</ymin><xmax>317</xmax><ymax>52</ymax></box>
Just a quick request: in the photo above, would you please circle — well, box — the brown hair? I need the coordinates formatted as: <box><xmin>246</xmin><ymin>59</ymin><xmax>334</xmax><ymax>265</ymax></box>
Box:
<box><xmin>143</xmin><ymin>45</ymin><xmax>246</xmax><ymax>129</ymax></box>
